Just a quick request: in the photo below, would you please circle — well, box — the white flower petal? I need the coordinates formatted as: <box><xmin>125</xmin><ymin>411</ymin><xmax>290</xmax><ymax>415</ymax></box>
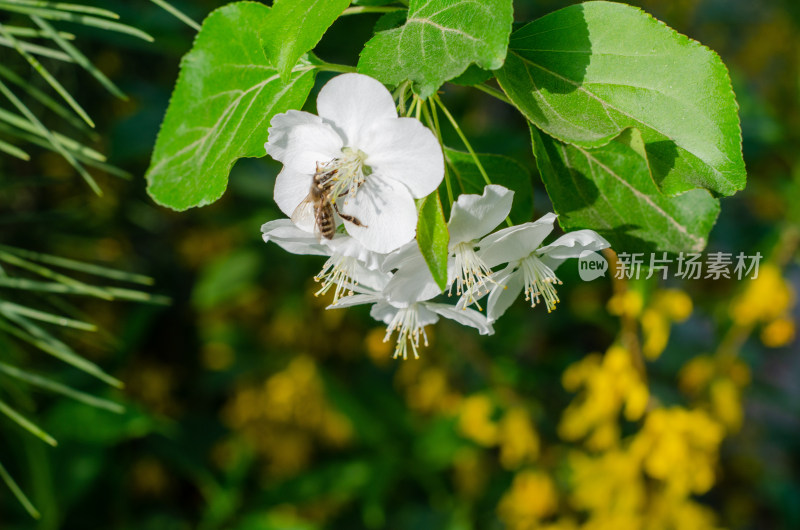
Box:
<box><xmin>369</xmin><ymin>299</ymin><xmax>399</xmax><ymax>324</ymax></box>
<box><xmin>448</xmin><ymin>184</ymin><xmax>513</xmax><ymax>245</ymax></box>
<box><xmin>486</xmin><ymin>265</ymin><xmax>524</xmax><ymax>323</ymax></box>
<box><xmin>273</xmin><ymin>166</ymin><xmax>315</xmax><ymax>226</ymax></box>
<box><xmin>538</xmin><ymin>230</ymin><xmax>611</xmax><ymax>270</ymax></box>
<box><xmin>478</xmin><ymin>213</ymin><xmax>558</xmax><ymax>268</ymax></box>
<box><xmin>261</xmin><ymin>219</ymin><xmax>328</xmax><ymax>256</ymax></box>
<box><xmin>413</xmin><ymin>303</ymin><xmax>441</xmax><ymax>328</ymax></box>
<box><xmin>316</xmin><ymin>73</ymin><xmax>397</xmax><ymax>147</ymax></box>
<box><xmin>350</xmin><ymin>264</ymin><xmax>393</xmax><ymax>292</ymax></box>
<box><xmin>380</xmin><ymin>240</ymin><xmax>421</xmax><ymax>272</ymax></box>
<box><xmin>426</xmin><ymin>303</ymin><xmax>494</xmax><ymax>336</ymax></box>
<box><xmin>359</xmin><ymin>117</ymin><xmax>444</xmax><ymax>198</ymax></box>
<box><xmin>265</xmin><ymin>110</ymin><xmax>343</xmax><ymax>173</ymax></box>
<box><xmin>327</xmin><ymin>293</ymin><xmax>382</xmax><ymax>310</ymax></box>
<box><xmin>323</xmin><ymin>235</ymin><xmax>386</xmax><ymax>271</ymax></box>
<box><xmin>384</xmin><ymin>253</ymin><xmax>442</xmax><ymax>307</ymax></box>
<box><xmin>338</xmin><ymin>174</ymin><xmax>417</xmax><ymax>253</ymax></box>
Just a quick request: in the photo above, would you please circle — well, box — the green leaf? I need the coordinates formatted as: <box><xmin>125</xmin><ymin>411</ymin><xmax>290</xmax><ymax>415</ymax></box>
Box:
<box><xmin>192</xmin><ymin>249</ymin><xmax>261</xmax><ymax>310</ymax></box>
<box><xmin>444</xmin><ymin>148</ymin><xmax>533</xmax><ymax>224</ymax></box>
<box><xmin>0</xmin><ymin>397</ymin><xmax>57</xmax><ymax>446</ymax></box>
<box><xmin>416</xmin><ymin>191</ymin><xmax>449</xmax><ymax>291</ymax></box>
<box><xmin>372</xmin><ymin>10</ymin><xmax>406</xmax><ymax>33</ymax></box>
<box><xmin>531</xmin><ymin>126</ymin><xmax>720</xmax><ymax>253</ymax></box>
<box><xmin>358</xmin><ymin>0</ymin><xmax>513</xmax><ymax>98</ymax></box>
<box><xmin>354</xmin><ymin>0</ymin><xmax>397</xmax><ymax>5</ymax></box>
<box><xmin>449</xmin><ymin>64</ymin><xmax>493</xmax><ymax>87</ymax></box>
<box><xmin>0</xmin><ymin>361</ymin><xmax>123</xmax><ymax>414</ymax></box>
<box><xmin>149</xmin><ymin>0</ymin><xmax>201</xmax><ymax>31</ymax></box>
<box><xmin>262</xmin><ymin>0</ymin><xmax>351</xmax><ymax>81</ymax></box>
<box><xmin>146</xmin><ymin>2</ymin><xmax>317</xmax><ymax>211</ymax></box>
<box><xmin>0</xmin><ymin>313</ymin><xmax>123</xmax><ymax>388</ymax></box>
<box><xmin>496</xmin><ymin>1</ymin><xmax>745</xmax><ymax>197</ymax></box>
<box><xmin>0</xmin><ymin>459</ymin><xmax>40</xmax><ymax>519</ymax></box>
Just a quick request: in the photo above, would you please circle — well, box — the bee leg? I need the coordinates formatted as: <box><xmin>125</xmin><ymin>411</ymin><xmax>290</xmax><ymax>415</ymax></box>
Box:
<box><xmin>334</xmin><ymin>204</ymin><xmax>367</xmax><ymax>227</ymax></box>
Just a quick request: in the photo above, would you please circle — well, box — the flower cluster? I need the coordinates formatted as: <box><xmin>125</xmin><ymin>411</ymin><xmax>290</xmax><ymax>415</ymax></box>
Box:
<box><xmin>262</xmin><ymin>73</ymin><xmax>610</xmax><ymax>359</ymax></box>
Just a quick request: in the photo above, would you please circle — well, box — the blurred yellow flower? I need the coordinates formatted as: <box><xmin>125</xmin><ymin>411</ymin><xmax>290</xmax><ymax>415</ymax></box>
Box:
<box><xmin>730</xmin><ymin>264</ymin><xmax>794</xmax><ymax>326</ymax></box>
<box><xmin>498</xmin><ymin>407</ymin><xmax>541</xmax><ymax>470</ymax></box>
<box><xmin>645</xmin><ymin>491</ymin><xmax>722</xmax><ymax>530</ymax></box>
<box><xmin>458</xmin><ymin>394</ymin><xmax>498</xmax><ymax>447</ymax></box>
<box><xmin>569</xmin><ymin>450</ymin><xmax>645</xmax><ymax>516</ymax></box>
<box><xmin>653</xmin><ymin>289</ymin><xmax>693</xmax><ymax>321</ymax></box>
<box><xmin>221</xmin><ymin>356</ymin><xmax>352</xmax><ymax>480</ymax></box>
<box><xmin>631</xmin><ymin>408</ymin><xmax>723</xmax><ymax>495</ymax></box>
<box><xmin>679</xmin><ymin>355</ymin><xmax>750</xmax><ymax>432</ymax></box>
<box><xmin>679</xmin><ymin>356</ymin><xmax>717</xmax><ymax>395</ymax></box>
<box><xmin>559</xmin><ymin>346</ymin><xmax>648</xmax><ymax>450</ymax></box>
<box><xmin>607</xmin><ymin>290</ymin><xmax>644</xmax><ymax>318</ymax></box>
<box><xmin>498</xmin><ymin>470</ymin><xmax>558</xmax><ymax>530</ymax></box>
<box><xmin>641</xmin><ymin>289</ymin><xmax>693</xmax><ymax>360</ymax></box>
<box><xmin>710</xmin><ymin>378</ymin><xmax>744</xmax><ymax>432</ymax></box>
<box><xmin>760</xmin><ymin>316</ymin><xmax>796</xmax><ymax>348</ymax></box>
<box><xmin>404</xmin><ymin>366</ymin><xmax>463</xmax><ymax>415</ymax></box>
<box><xmin>365</xmin><ymin>326</ymin><xmax>393</xmax><ymax>365</ymax></box>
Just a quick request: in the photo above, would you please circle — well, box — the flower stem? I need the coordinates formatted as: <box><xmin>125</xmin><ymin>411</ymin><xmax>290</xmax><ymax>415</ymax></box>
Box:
<box><xmin>473</xmin><ymin>82</ymin><xmax>512</xmax><ymax>105</ymax></box>
<box><xmin>434</xmin><ymin>95</ymin><xmax>512</xmax><ymax>226</ymax></box>
<box><xmin>342</xmin><ymin>6</ymin><xmax>405</xmax><ymax>15</ymax></box>
<box><xmin>422</xmin><ymin>99</ymin><xmax>453</xmax><ymax>206</ymax></box>
<box><xmin>314</xmin><ymin>62</ymin><xmax>357</xmax><ymax>74</ymax></box>
<box><xmin>393</xmin><ymin>80</ymin><xmax>410</xmax><ymax>114</ymax></box>
<box><xmin>405</xmin><ymin>95</ymin><xmax>419</xmax><ymax>118</ymax></box>
<box><xmin>433</xmin><ymin>96</ymin><xmax>489</xmax><ymax>185</ymax></box>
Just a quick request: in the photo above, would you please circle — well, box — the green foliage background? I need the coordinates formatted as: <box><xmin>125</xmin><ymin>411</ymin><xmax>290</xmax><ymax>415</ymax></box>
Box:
<box><xmin>1</xmin><ymin>0</ymin><xmax>799</xmax><ymax>529</ymax></box>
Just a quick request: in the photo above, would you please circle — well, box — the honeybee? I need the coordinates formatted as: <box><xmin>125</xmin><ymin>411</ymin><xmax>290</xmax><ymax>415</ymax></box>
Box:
<box><xmin>291</xmin><ymin>162</ymin><xmax>367</xmax><ymax>240</ymax></box>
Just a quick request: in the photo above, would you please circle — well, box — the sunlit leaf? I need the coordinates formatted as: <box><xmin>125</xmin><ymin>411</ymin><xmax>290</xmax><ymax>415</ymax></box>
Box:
<box><xmin>358</xmin><ymin>0</ymin><xmax>513</xmax><ymax>98</ymax></box>
<box><xmin>496</xmin><ymin>1</ymin><xmax>745</xmax><ymax>196</ymax></box>
<box><xmin>146</xmin><ymin>2</ymin><xmax>317</xmax><ymax>210</ymax></box>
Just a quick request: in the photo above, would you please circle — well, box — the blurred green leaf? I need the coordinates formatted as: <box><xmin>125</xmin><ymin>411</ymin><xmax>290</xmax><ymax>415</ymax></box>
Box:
<box><xmin>0</xmin><ymin>397</ymin><xmax>57</xmax><ymax>446</ymax></box>
<box><xmin>0</xmin><ymin>362</ymin><xmax>123</xmax><ymax>413</ymax></box>
<box><xmin>192</xmin><ymin>249</ymin><xmax>261</xmax><ymax>310</ymax></box>
<box><xmin>45</xmin><ymin>401</ymin><xmax>157</xmax><ymax>445</ymax></box>
<box><xmin>0</xmin><ymin>459</ymin><xmax>40</xmax><ymax>519</ymax></box>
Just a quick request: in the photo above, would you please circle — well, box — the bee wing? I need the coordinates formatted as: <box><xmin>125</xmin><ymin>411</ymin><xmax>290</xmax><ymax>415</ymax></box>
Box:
<box><xmin>291</xmin><ymin>194</ymin><xmax>316</xmax><ymax>227</ymax></box>
<box><xmin>292</xmin><ymin>194</ymin><xmax>329</xmax><ymax>241</ymax></box>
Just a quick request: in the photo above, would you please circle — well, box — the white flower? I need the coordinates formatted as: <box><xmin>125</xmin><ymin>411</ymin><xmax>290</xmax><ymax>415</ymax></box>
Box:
<box><xmin>446</xmin><ymin>184</ymin><xmax>514</xmax><ymax>306</ymax></box>
<box><xmin>261</xmin><ymin>219</ymin><xmax>387</xmax><ymax>304</ymax></box>
<box><xmin>330</xmin><ymin>274</ymin><xmax>493</xmax><ymax>361</ymax></box>
<box><xmin>478</xmin><ymin>213</ymin><xmax>610</xmax><ymax>321</ymax></box>
<box><xmin>381</xmin><ymin>184</ymin><xmax>514</xmax><ymax>310</ymax></box>
<box><xmin>265</xmin><ymin>73</ymin><xmax>444</xmax><ymax>254</ymax></box>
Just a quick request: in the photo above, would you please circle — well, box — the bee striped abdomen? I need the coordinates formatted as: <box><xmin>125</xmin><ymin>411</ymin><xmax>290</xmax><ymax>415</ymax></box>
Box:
<box><xmin>316</xmin><ymin>202</ymin><xmax>336</xmax><ymax>240</ymax></box>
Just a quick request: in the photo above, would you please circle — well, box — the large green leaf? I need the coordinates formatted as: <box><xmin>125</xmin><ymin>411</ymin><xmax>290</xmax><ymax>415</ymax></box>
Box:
<box><xmin>444</xmin><ymin>148</ymin><xmax>533</xmax><ymax>224</ymax></box>
<box><xmin>496</xmin><ymin>1</ymin><xmax>745</xmax><ymax>197</ymax></box>
<box><xmin>358</xmin><ymin>0</ymin><xmax>513</xmax><ymax>98</ymax></box>
<box><xmin>262</xmin><ymin>0</ymin><xmax>351</xmax><ymax>81</ymax></box>
<box><xmin>532</xmin><ymin>126</ymin><xmax>720</xmax><ymax>254</ymax></box>
<box><xmin>416</xmin><ymin>191</ymin><xmax>449</xmax><ymax>291</ymax></box>
<box><xmin>146</xmin><ymin>2</ymin><xmax>316</xmax><ymax>211</ymax></box>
